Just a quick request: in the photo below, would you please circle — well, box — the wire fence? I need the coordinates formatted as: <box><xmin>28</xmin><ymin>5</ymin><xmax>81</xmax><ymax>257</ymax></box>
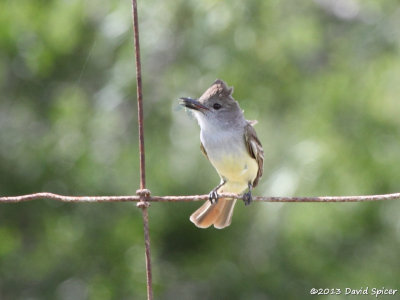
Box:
<box><xmin>1</xmin><ymin>0</ymin><xmax>400</xmax><ymax>299</ymax></box>
<box><xmin>2</xmin><ymin>192</ymin><xmax>400</xmax><ymax>203</ymax></box>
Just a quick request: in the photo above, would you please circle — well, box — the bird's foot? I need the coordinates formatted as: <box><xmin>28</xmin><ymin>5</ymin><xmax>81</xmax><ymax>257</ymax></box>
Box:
<box><xmin>208</xmin><ymin>179</ymin><xmax>226</xmax><ymax>204</ymax></box>
<box><xmin>208</xmin><ymin>189</ymin><xmax>219</xmax><ymax>204</ymax></box>
<box><xmin>243</xmin><ymin>191</ymin><xmax>253</xmax><ymax>206</ymax></box>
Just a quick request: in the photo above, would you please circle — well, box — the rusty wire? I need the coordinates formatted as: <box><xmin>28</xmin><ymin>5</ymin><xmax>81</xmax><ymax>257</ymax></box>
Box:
<box><xmin>1</xmin><ymin>192</ymin><xmax>400</xmax><ymax>203</ymax></box>
<box><xmin>131</xmin><ymin>0</ymin><xmax>153</xmax><ymax>299</ymax></box>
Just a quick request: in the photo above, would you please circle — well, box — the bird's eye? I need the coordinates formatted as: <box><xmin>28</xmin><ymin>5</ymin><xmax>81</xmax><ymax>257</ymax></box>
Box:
<box><xmin>213</xmin><ymin>103</ymin><xmax>222</xmax><ymax>110</ymax></box>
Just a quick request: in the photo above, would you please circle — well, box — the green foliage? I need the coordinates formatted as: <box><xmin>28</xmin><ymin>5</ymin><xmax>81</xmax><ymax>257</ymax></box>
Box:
<box><xmin>1</xmin><ymin>0</ymin><xmax>400</xmax><ymax>299</ymax></box>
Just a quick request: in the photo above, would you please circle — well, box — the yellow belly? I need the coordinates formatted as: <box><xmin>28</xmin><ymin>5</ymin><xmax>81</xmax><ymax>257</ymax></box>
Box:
<box><xmin>211</xmin><ymin>152</ymin><xmax>258</xmax><ymax>194</ymax></box>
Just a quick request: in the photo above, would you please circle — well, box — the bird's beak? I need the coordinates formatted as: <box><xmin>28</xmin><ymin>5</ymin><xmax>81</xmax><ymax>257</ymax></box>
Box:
<box><xmin>179</xmin><ymin>97</ymin><xmax>209</xmax><ymax>112</ymax></box>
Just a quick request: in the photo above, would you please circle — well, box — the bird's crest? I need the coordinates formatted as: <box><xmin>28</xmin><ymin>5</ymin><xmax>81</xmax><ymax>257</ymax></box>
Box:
<box><xmin>199</xmin><ymin>79</ymin><xmax>234</xmax><ymax>101</ymax></box>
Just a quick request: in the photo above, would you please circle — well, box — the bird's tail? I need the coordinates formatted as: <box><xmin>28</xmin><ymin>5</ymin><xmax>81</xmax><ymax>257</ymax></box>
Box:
<box><xmin>190</xmin><ymin>198</ymin><xmax>237</xmax><ymax>229</ymax></box>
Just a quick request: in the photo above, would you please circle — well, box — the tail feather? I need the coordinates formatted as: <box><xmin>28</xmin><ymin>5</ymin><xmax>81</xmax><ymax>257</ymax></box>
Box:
<box><xmin>190</xmin><ymin>198</ymin><xmax>237</xmax><ymax>229</ymax></box>
<box><xmin>214</xmin><ymin>199</ymin><xmax>236</xmax><ymax>229</ymax></box>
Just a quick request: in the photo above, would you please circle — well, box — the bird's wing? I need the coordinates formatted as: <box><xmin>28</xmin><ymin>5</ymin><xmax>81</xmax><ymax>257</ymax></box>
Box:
<box><xmin>244</xmin><ymin>122</ymin><xmax>264</xmax><ymax>187</ymax></box>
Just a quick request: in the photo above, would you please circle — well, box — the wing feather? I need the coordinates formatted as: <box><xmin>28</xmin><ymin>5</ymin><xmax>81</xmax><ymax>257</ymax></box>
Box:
<box><xmin>244</xmin><ymin>122</ymin><xmax>264</xmax><ymax>187</ymax></box>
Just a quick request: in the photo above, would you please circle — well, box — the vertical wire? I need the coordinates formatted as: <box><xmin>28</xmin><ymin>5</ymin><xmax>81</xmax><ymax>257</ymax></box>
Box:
<box><xmin>131</xmin><ymin>1</ymin><xmax>153</xmax><ymax>299</ymax></box>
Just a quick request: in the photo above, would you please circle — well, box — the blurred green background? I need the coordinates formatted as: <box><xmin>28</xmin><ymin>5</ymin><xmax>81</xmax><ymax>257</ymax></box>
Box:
<box><xmin>1</xmin><ymin>0</ymin><xmax>400</xmax><ymax>299</ymax></box>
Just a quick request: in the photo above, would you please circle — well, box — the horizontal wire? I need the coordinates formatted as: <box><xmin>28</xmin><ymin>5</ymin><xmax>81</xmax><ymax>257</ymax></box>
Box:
<box><xmin>1</xmin><ymin>192</ymin><xmax>400</xmax><ymax>203</ymax></box>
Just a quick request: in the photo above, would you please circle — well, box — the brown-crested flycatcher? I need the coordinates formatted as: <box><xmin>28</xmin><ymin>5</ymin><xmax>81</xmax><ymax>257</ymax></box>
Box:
<box><xmin>180</xmin><ymin>79</ymin><xmax>264</xmax><ymax>229</ymax></box>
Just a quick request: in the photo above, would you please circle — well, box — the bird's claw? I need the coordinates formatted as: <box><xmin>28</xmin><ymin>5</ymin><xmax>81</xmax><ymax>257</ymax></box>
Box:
<box><xmin>208</xmin><ymin>190</ymin><xmax>219</xmax><ymax>204</ymax></box>
<box><xmin>243</xmin><ymin>191</ymin><xmax>253</xmax><ymax>206</ymax></box>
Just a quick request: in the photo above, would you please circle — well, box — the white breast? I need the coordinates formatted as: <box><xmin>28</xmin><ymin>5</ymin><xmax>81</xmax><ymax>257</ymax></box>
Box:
<box><xmin>200</xmin><ymin>127</ymin><xmax>258</xmax><ymax>193</ymax></box>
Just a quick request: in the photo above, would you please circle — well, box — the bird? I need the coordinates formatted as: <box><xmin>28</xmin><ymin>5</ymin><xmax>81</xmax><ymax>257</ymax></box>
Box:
<box><xmin>180</xmin><ymin>79</ymin><xmax>264</xmax><ymax>229</ymax></box>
